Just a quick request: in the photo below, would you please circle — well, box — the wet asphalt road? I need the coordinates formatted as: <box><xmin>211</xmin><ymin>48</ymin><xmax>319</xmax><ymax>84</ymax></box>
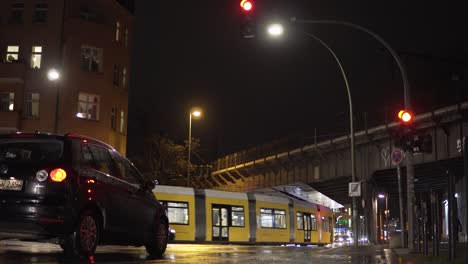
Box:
<box><xmin>0</xmin><ymin>240</ymin><xmax>400</xmax><ymax>264</ymax></box>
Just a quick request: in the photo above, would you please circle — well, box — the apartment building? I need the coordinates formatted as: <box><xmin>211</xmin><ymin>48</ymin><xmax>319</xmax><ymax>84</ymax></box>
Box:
<box><xmin>0</xmin><ymin>0</ymin><xmax>133</xmax><ymax>154</ymax></box>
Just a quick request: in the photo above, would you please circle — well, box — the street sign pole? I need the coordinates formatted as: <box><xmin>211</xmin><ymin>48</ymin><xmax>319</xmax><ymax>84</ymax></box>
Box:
<box><xmin>397</xmin><ymin>164</ymin><xmax>406</xmax><ymax>247</ymax></box>
<box><xmin>392</xmin><ymin>147</ymin><xmax>406</xmax><ymax>248</ymax></box>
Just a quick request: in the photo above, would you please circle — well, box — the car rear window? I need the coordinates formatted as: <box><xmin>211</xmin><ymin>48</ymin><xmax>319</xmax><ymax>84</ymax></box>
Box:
<box><xmin>0</xmin><ymin>139</ymin><xmax>63</xmax><ymax>163</ymax></box>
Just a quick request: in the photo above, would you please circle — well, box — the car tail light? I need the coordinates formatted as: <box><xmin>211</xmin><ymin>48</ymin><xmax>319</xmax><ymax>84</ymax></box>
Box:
<box><xmin>36</xmin><ymin>170</ymin><xmax>49</xmax><ymax>182</ymax></box>
<box><xmin>50</xmin><ymin>168</ymin><xmax>67</xmax><ymax>182</ymax></box>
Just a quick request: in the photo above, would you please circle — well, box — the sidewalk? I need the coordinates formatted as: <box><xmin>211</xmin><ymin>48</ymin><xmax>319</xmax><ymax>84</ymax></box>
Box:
<box><xmin>392</xmin><ymin>245</ymin><xmax>468</xmax><ymax>264</ymax></box>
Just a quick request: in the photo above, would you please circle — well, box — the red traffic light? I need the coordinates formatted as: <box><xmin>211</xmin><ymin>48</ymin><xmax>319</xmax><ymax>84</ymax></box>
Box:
<box><xmin>398</xmin><ymin>110</ymin><xmax>413</xmax><ymax>123</ymax></box>
<box><xmin>240</xmin><ymin>0</ymin><xmax>253</xmax><ymax>12</ymax></box>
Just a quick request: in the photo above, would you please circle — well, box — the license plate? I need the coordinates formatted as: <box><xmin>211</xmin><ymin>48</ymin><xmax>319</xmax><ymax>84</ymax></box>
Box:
<box><xmin>0</xmin><ymin>179</ymin><xmax>24</xmax><ymax>191</ymax></box>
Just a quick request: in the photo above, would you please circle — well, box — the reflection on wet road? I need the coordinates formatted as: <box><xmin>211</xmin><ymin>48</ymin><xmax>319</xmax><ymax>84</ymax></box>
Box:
<box><xmin>0</xmin><ymin>240</ymin><xmax>399</xmax><ymax>264</ymax></box>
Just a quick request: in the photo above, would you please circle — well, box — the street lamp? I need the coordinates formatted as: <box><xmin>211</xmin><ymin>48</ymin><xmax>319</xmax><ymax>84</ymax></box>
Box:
<box><xmin>47</xmin><ymin>68</ymin><xmax>61</xmax><ymax>133</ymax></box>
<box><xmin>267</xmin><ymin>23</ymin><xmax>357</xmax><ymax>244</ymax></box>
<box><xmin>272</xmin><ymin>18</ymin><xmax>413</xmax><ymax>248</ymax></box>
<box><xmin>268</xmin><ymin>23</ymin><xmax>284</xmax><ymax>37</ymax></box>
<box><xmin>292</xmin><ymin>18</ymin><xmax>413</xmax><ymax>248</ymax></box>
<box><xmin>187</xmin><ymin>108</ymin><xmax>202</xmax><ymax>187</ymax></box>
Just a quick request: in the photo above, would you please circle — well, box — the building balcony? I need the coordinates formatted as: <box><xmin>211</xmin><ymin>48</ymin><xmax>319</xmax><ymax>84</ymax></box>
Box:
<box><xmin>0</xmin><ymin>111</ymin><xmax>20</xmax><ymax>132</ymax></box>
<box><xmin>0</xmin><ymin>61</ymin><xmax>26</xmax><ymax>84</ymax></box>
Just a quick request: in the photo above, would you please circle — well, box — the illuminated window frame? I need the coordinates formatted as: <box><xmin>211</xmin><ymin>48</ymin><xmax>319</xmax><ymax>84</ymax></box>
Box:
<box><xmin>160</xmin><ymin>201</ymin><xmax>189</xmax><ymax>225</ymax></box>
<box><xmin>231</xmin><ymin>206</ymin><xmax>245</xmax><ymax>227</ymax></box>
<box><xmin>115</xmin><ymin>21</ymin><xmax>120</xmax><ymax>42</ymax></box>
<box><xmin>6</xmin><ymin>45</ymin><xmax>19</xmax><ymax>62</ymax></box>
<box><xmin>76</xmin><ymin>92</ymin><xmax>100</xmax><ymax>121</ymax></box>
<box><xmin>119</xmin><ymin>110</ymin><xmax>125</xmax><ymax>133</ymax></box>
<box><xmin>31</xmin><ymin>46</ymin><xmax>42</xmax><ymax>69</ymax></box>
<box><xmin>0</xmin><ymin>93</ymin><xmax>15</xmax><ymax>112</ymax></box>
<box><xmin>260</xmin><ymin>208</ymin><xmax>287</xmax><ymax>229</ymax></box>
<box><xmin>122</xmin><ymin>67</ymin><xmax>126</xmax><ymax>88</ymax></box>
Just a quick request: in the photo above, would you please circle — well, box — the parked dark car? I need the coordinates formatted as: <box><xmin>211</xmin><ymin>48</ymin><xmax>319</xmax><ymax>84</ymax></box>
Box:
<box><xmin>0</xmin><ymin>133</ymin><xmax>168</xmax><ymax>258</ymax></box>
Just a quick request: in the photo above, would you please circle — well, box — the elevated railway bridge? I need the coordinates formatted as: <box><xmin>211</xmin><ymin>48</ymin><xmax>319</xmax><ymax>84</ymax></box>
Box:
<box><xmin>191</xmin><ymin>101</ymin><xmax>468</xmax><ymax>246</ymax></box>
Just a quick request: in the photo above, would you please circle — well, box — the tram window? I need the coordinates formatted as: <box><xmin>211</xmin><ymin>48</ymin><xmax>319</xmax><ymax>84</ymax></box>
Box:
<box><xmin>311</xmin><ymin>214</ymin><xmax>317</xmax><ymax>231</ymax></box>
<box><xmin>260</xmin><ymin>208</ymin><xmax>286</xmax><ymax>229</ymax></box>
<box><xmin>160</xmin><ymin>201</ymin><xmax>189</xmax><ymax>225</ymax></box>
<box><xmin>296</xmin><ymin>212</ymin><xmax>304</xmax><ymax>230</ymax></box>
<box><xmin>274</xmin><ymin>210</ymin><xmax>286</xmax><ymax>229</ymax></box>
<box><xmin>322</xmin><ymin>216</ymin><xmax>329</xmax><ymax>232</ymax></box>
<box><xmin>260</xmin><ymin>209</ymin><xmax>273</xmax><ymax>228</ymax></box>
<box><xmin>231</xmin><ymin>206</ymin><xmax>245</xmax><ymax>227</ymax></box>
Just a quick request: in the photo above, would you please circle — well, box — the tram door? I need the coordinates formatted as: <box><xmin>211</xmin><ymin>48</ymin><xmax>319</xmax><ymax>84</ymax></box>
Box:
<box><xmin>304</xmin><ymin>213</ymin><xmax>312</xmax><ymax>242</ymax></box>
<box><xmin>212</xmin><ymin>205</ymin><xmax>229</xmax><ymax>241</ymax></box>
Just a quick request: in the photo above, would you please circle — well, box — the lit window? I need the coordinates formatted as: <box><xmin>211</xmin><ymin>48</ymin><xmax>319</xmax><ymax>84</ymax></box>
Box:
<box><xmin>296</xmin><ymin>212</ymin><xmax>304</xmax><ymax>230</ymax></box>
<box><xmin>119</xmin><ymin>110</ymin><xmax>125</xmax><ymax>133</ymax></box>
<box><xmin>24</xmin><ymin>93</ymin><xmax>40</xmax><ymax>118</ymax></box>
<box><xmin>122</xmin><ymin>67</ymin><xmax>126</xmax><ymax>88</ymax></box>
<box><xmin>6</xmin><ymin>46</ymin><xmax>19</xmax><ymax>62</ymax></box>
<box><xmin>77</xmin><ymin>92</ymin><xmax>100</xmax><ymax>120</ymax></box>
<box><xmin>80</xmin><ymin>46</ymin><xmax>103</xmax><ymax>72</ymax></box>
<box><xmin>260</xmin><ymin>208</ymin><xmax>286</xmax><ymax>229</ymax></box>
<box><xmin>260</xmin><ymin>209</ymin><xmax>273</xmax><ymax>228</ymax></box>
<box><xmin>0</xmin><ymin>93</ymin><xmax>15</xmax><ymax>112</ymax></box>
<box><xmin>231</xmin><ymin>206</ymin><xmax>245</xmax><ymax>227</ymax></box>
<box><xmin>115</xmin><ymin>21</ymin><xmax>120</xmax><ymax>42</ymax></box>
<box><xmin>161</xmin><ymin>201</ymin><xmax>189</xmax><ymax>225</ymax></box>
<box><xmin>311</xmin><ymin>214</ymin><xmax>317</xmax><ymax>231</ymax></box>
<box><xmin>124</xmin><ymin>28</ymin><xmax>129</xmax><ymax>47</ymax></box>
<box><xmin>31</xmin><ymin>46</ymin><xmax>42</xmax><ymax>69</ymax></box>
<box><xmin>33</xmin><ymin>2</ymin><xmax>48</xmax><ymax>23</ymax></box>
<box><xmin>9</xmin><ymin>2</ymin><xmax>24</xmax><ymax>24</ymax></box>
<box><xmin>111</xmin><ymin>107</ymin><xmax>116</xmax><ymax>130</ymax></box>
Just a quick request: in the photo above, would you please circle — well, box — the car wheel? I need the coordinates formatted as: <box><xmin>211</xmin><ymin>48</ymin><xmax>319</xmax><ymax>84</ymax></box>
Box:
<box><xmin>145</xmin><ymin>218</ymin><xmax>168</xmax><ymax>258</ymax></box>
<box><xmin>63</xmin><ymin>210</ymin><xmax>100</xmax><ymax>258</ymax></box>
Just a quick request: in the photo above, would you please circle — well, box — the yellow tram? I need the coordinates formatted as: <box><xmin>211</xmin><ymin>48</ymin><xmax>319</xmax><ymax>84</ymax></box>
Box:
<box><xmin>153</xmin><ymin>185</ymin><xmax>334</xmax><ymax>245</ymax></box>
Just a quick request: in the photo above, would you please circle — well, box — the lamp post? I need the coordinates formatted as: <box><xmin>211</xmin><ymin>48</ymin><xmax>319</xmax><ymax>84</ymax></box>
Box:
<box><xmin>47</xmin><ymin>68</ymin><xmax>61</xmax><ymax>133</ymax></box>
<box><xmin>289</xmin><ymin>18</ymin><xmax>413</xmax><ymax>248</ymax></box>
<box><xmin>268</xmin><ymin>23</ymin><xmax>358</xmax><ymax>245</ymax></box>
<box><xmin>187</xmin><ymin>109</ymin><xmax>202</xmax><ymax>187</ymax></box>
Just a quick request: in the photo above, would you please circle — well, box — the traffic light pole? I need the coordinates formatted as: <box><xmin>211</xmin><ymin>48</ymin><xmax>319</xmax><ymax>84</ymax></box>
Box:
<box><xmin>293</xmin><ymin>18</ymin><xmax>413</xmax><ymax>249</ymax></box>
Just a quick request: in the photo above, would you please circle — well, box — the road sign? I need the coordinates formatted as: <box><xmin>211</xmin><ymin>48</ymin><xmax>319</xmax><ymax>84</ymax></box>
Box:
<box><xmin>349</xmin><ymin>182</ymin><xmax>361</xmax><ymax>197</ymax></box>
<box><xmin>391</xmin><ymin>148</ymin><xmax>403</xmax><ymax>165</ymax></box>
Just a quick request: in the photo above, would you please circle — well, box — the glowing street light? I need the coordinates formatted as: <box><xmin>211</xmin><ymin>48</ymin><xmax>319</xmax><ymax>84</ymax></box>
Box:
<box><xmin>267</xmin><ymin>23</ymin><xmax>284</xmax><ymax>37</ymax></box>
<box><xmin>378</xmin><ymin>194</ymin><xmax>386</xmax><ymax>199</ymax></box>
<box><xmin>47</xmin><ymin>68</ymin><xmax>60</xmax><ymax>81</ymax></box>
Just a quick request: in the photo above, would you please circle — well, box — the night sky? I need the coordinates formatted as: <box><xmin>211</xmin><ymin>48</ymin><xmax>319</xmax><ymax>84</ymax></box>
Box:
<box><xmin>127</xmin><ymin>0</ymin><xmax>467</xmax><ymax>162</ymax></box>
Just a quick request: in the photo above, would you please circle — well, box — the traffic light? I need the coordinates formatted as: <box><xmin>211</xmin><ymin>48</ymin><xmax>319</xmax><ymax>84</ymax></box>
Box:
<box><xmin>394</xmin><ymin>109</ymin><xmax>432</xmax><ymax>153</ymax></box>
<box><xmin>240</xmin><ymin>0</ymin><xmax>253</xmax><ymax>11</ymax></box>
<box><xmin>394</xmin><ymin>109</ymin><xmax>414</xmax><ymax>152</ymax></box>
<box><xmin>240</xmin><ymin>0</ymin><xmax>255</xmax><ymax>38</ymax></box>
<box><xmin>398</xmin><ymin>110</ymin><xmax>413</xmax><ymax>124</ymax></box>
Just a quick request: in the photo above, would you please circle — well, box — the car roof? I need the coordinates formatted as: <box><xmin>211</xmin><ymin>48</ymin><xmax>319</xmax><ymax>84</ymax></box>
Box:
<box><xmin>0</xmin><ymin>132</ymin><xmax>114</xmax><ymax>150</ymax></box>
